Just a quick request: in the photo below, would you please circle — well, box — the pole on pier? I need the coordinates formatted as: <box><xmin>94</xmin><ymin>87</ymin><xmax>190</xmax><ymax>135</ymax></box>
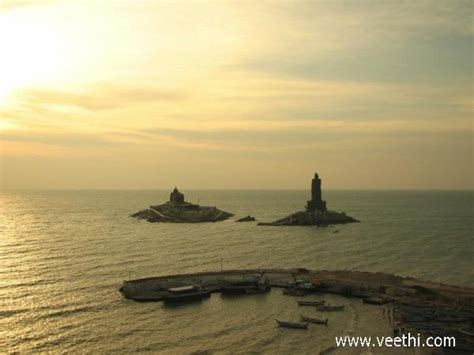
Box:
<box><xmin>220</xmin><ymin>258</ymin><xmax>223</xmax><ymax>272</ymax></box>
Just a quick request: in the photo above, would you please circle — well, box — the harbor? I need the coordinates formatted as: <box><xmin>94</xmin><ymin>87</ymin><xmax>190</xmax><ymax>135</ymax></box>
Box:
<box><xmin>120</xmin><ymin>268</ymin><xmax>474</xmax><ymax>352</ymax></box>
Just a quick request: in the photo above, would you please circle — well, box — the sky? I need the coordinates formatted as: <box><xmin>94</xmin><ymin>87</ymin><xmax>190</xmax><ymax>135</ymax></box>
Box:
<box><xmin>0</xmin><ymin>0</ymin><xmax>472</xmax><ymax>190</ymax></box>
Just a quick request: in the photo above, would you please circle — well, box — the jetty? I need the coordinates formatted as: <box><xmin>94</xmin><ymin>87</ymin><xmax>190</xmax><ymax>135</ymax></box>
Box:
<box><xmin>258</xmin><ymin>173</ymin><xmax>358</xmax><ymax>226</ymax></box>
<box><xmin>120</xmin><ymin>268</ymin><xmax>474</xmax><ymax>352</ymax></box>
<box><xmin>131</xmin><ymin>187</ymin><xmax>233</xmax><ymax>223</ymax></box>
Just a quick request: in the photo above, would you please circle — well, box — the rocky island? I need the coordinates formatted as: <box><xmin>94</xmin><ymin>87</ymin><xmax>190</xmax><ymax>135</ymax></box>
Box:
<box><xmin>131</xmin><ymin>187</ymin><xmax>233</xmax><ymax>223</ymax></box>
<box><xmin>259</xmin><ymin>173</ymin><xmax>359</xmax><ymax>226</ymax></box>
<box><xmin>236</xmin><ymin>215</ymin><xmax>256</xmax><ymax>222</ymax></box>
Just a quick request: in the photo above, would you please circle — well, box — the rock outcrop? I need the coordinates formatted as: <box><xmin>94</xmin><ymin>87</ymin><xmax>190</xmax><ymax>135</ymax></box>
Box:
<box><xmin>258</xmin><ymin>173</ymin><xmax>359</xmax><ymax>226</ymax></box>
<box><xmin>131</xmin><ymin>188</ymin><xmax>233</xmax><ymax>223</ymax></box>
<box><xmin>235</xmin><ymin>215</ymin><xmax>256</xmax><ymax>222</ymax></box>
<box><xmin>258</xmin><ymin>210</ymin><xmax>358</xmax><ymax>226</ymax></box>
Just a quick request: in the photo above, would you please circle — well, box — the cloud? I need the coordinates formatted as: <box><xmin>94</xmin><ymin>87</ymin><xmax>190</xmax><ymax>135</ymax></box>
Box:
<box><xmin>1</xmin><ymin>130</ymin><xmax>113</xmax><ymax>146</ymax></box>
<box><xmin>2</xmin><ymin>115</ymin><xmax>471</xmax><ymax>158</ymax></box>
<box><xmin>1</xmin><ymin>1</ymin><xmax>472</xmax><ymax>189</ymax></box>
<box><xmin>225</xmin><ymin>1</ymin><xmax>472</xmax><ymax>86</ymax></box>
<box><xmin>10</xmin><ymin>84</ymin><xmax>186</xmax><ymax>112</ymax></box>
<box><xmin>0</xmin><ymin>0</ymin><xmax>56</xmax><ymax>11</ymax></box>
<box><xmin>142</xmin><ymin>117</ymin><xmax>472</xmax><ymax>137</ymax></box>
<box><xmin>234</xmin><ymin>34</ymin><xmax>472</xmax><ymax>85</ymax></box>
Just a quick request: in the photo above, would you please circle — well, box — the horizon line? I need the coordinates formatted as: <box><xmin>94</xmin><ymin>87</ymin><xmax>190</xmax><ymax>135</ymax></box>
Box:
<box><xmin>2</xmin><ymin>187</ymin><xmax>473</xmax><ymax>192</ymax></box>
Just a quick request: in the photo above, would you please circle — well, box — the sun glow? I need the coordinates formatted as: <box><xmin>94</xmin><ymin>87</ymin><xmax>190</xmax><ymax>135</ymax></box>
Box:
<box><xmin>0</xmin><ymin>119</ymin><xmax>16</xmax><ymax>130</ymax></box>
<box><xmin>0</xmin><ymin>11</ymin><xmax>61</xmax><ymax>104</ymax></box>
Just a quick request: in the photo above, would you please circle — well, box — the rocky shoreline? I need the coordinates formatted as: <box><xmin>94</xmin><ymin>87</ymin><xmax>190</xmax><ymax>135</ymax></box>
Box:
<box><xmin>131</xmin><ymin>203</ymin><xmax>233</xmax><ymax>223</ymax></box>
<box><xmin>131</xmin><ymin>187</ymin><xmax>233</xmax><ymax>223</ymax></box>
<box><xmin>258</xmin><ymin>210</ymin><xmax>359</xmax><ymax>226</ymax></box>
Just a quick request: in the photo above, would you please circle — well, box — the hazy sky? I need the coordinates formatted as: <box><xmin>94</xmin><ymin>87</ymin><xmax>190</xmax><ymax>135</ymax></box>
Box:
<box><xmin>0</xmin><ymin>0</ymin><xmax>472</xmax><ymax>189</ymax></box>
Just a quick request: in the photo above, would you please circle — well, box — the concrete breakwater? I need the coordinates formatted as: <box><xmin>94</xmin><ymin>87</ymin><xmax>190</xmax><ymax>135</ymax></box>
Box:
<box><xmin>119</xmin><ymin>268</ymin><xmax>473</xmax><ymax>304</ymax></box>
<box><xmin>120</xmin><ymin>269</ymin><xmax>298</xmax><ymax>301</ymax></box>
<box><xmin>120</xmin><ymin>268</ymin><xmax>474</xmax><ymax>352</ymax></box>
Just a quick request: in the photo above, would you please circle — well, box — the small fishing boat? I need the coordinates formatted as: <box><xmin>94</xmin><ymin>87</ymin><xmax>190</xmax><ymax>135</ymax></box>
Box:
<box><xmin>300</xmin><ymin>315</ymin><xmax>329</xmax><ymax>325</ymax></box>
<box><xmin>316</xmin><ymin>304</ymin><xmax>344</xmax><ymax>311</ymax></box>
<box><xmin>163</xmin><ymin>285</ymin><xmax>210</xmax><ymax>303</ymax></box>
<box><xmin>275</xmin><ymin>319</ymin><xmax>308</xmax><ymax>329</ymax></box>
<box><xmin>286</xmin><ymin>279</ymin><xmax>318</xmax><ymax>292</ymax></box>
<box><xmin>297</xmin><ymin>300</ymin><xmax>325</xmax><ymax>306</ymax></box>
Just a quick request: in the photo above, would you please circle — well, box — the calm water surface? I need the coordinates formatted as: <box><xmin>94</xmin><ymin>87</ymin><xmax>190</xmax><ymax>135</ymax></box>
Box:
<box><xmin>0</xmin><ymin>190</ymin><xmax>472</xmax><ymax>353</ymax></box>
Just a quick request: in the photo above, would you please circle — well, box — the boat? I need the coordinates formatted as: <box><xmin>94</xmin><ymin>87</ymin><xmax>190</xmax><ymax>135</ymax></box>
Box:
<box><xmin>300</xmin><ymin>314</ymin><xmax>329</xmax><ymax>325</ymax></box>
<box><xmin>163</xmin><ymin>285</ymin><xmax>210</xmax><ymax>303</ymax></box>
<box><xmin>316</xmin><ymin>304</ymin><xmax>344</xmax><ymax>311</ymax></box>
<box><xmin>297</xmin><ymin>300</ymin><xmax>325</xmax><ymax>306</ymax></box>
<box><xmin>287</xmin><ymin>279</ymin><xmax>318</xmax><ymax>291</ymax></box>
<box><xmin>275</xmin><ymin>319</ymin><xmax>308</xmax><ymax>329</ymax></box>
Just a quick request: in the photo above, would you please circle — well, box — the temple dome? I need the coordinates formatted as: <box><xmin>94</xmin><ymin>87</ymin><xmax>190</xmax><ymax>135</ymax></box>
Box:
<box><xmin>169</xmin><ymin>187</ymin><xmax>185</xmax><ymax>204</ymax></box>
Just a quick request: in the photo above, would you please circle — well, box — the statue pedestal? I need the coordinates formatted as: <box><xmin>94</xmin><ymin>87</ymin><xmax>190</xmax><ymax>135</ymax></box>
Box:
<box><xmin>306</xmin><ymin>200</ymin><xmax>327</xmax><ymax>213</ymax></box>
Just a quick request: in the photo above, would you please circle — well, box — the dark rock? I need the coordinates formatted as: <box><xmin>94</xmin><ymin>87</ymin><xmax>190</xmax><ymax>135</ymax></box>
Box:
<box><xmin>131</xmin><ymin>187</ymin><xmax>233</xmax><ymax>223</ymax></box>
<box><xmin>258</xmin><ymin>173</ymin><xmax>359</xmax><ymax>226</ymax></box>
<box><xmin>258</xmin><ymin>211</ymin><xmax>358</xmax><ymax>226</ymax></box>
<box><xmin>236</xmin><ymin>215</ymin><xmax>256</xmax><ymax>222</ymax></box>
<box><xmin>131</xmin><ymin>209</ymin><xmax>157</xmax><ymax>220</ymax></box>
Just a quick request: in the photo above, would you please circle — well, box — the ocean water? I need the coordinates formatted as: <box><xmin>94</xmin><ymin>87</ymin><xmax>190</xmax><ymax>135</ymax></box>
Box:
<box><xmin>0</xmin><ymin>190</ymin><xmax>472</xmax><ymax>353</ymax></box>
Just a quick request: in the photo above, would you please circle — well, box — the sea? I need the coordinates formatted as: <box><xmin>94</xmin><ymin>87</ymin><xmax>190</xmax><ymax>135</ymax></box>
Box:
<box><xmin>0</xmin><ymin>190</ymin><xmax>472</xmax><ymax>354</ymax></box>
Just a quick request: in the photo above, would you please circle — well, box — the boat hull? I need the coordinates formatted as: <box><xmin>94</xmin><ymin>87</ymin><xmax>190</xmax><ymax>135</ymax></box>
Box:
<box><xmin>275</xmin><ymin>320</ymin><xmax>308</xmax><ymax>329</ymax></box>
<box><xmin>300</xmin><ymin>315</ymin><xmax>328</xmax><ymax>325</ymax></box>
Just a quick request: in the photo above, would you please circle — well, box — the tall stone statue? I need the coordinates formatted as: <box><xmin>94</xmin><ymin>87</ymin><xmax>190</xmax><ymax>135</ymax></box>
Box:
<box><xmin>306</xmin><ymin>173</ymin><xmax>327</xmax><ymax>212</ymax></box>
<box><xmin>258</xmin><ymin>172</ymin><xmax>359</xmax><ymax>225</ymax></box>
